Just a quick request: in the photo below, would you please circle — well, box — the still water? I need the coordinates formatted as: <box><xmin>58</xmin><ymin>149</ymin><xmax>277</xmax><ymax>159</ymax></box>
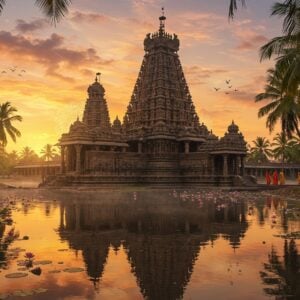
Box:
<box><xmin>0</xmin><ymin>188</ymin><xmax>299</xmax><ymax>300</ymax></box>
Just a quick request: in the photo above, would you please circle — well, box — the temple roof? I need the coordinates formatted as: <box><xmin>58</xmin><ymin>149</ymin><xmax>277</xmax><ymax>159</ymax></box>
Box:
<box><xmin>123</xmin><ymin>10</ymin><xmax>208</xmax><ymax>141</ymax></box>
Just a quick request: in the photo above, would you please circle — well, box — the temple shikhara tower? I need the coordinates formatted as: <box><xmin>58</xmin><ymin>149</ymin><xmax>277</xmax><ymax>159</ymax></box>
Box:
<box><xmin>47</xmin><ymin>11</ymin><xmax>249</xmax><ymax>186</ymax></box>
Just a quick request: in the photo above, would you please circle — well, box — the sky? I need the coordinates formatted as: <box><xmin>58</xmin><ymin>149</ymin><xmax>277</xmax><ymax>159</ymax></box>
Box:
<box><xmin>0</xmin><ymin>0</ymin><xmax>283</xmax><ymax>154</ymax></box>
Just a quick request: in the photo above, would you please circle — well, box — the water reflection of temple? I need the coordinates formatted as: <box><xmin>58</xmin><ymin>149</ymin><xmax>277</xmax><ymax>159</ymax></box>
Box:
<box><xmin>57</xmin><ymin>192</ymin><xmax>248</xmax><ymax>299</ymax></box>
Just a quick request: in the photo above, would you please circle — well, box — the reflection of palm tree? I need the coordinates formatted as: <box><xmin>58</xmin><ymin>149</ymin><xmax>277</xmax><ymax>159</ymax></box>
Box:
<box><xmin>0</xmin><ymin>102</ymin><xmax>22</xmax><ymax>147</ymax></box>
<box><xmin>260</xmin><ymin>239</ymin><xmax>299</xmax><ymax>299</ymax></box>
<box><xmin>0</xmin><ymin>0</ymin><xmax>72</xmax><ymax>24</ymax></box>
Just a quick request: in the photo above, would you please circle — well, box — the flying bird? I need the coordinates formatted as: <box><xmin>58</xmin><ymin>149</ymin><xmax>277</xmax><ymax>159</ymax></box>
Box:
<box><xmin>225</xmin><ymin>79</ymin><xmax>231</xmax><ymax>84</ymax></box>
<box><xmin>225</xmin><ymin>92</ymin><xmax>230</xmax><ymax>95</ymax></box>
<box><xmin>21</xmin><ymin>69</ymin><xmax>26</xmax><ymax>73</ymax></box>
<box><xmin>10</xmin><ymin>68</ymin><xmax>16</xmax><ymax>72</ymax></box>
<box><xmin>1</xmin><ymin>70</ymin><xmax>6</xmax><ymax>73</ymax></box>
<box><xmin>18</xmin><ymin>74</ymin><xmax>22</xmax><ymax>77</ymax></box>
<box><xmin>234</xmin><ymin>89</ymin><xmax>239</xmax><ymax>92</ymax></box>
<box><xmin>214</xmin><ymin>87</ymin><xmax>220</xmax><ymax>91</ymax></box>
<box><xmin>228</xmin><ymin>85</ymin><xmax>232</xmax><ymax>88</ymax></box>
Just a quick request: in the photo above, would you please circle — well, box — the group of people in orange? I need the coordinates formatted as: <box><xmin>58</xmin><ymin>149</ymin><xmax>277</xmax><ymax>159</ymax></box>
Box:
<box><xmin>265</xmin><ymin>170</ymin><xmax>285</xmax><ymax>185</ymax></box>
<box><xmin>265</xmin><ymin>170</ymin><xmax>300</xmax><ymax>185</ymax></box>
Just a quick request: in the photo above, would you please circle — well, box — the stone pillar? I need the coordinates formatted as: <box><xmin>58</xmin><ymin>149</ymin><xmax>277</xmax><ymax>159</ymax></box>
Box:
<box><xmin>61</xmin><ymin>146</ymin><xmax>66</xmax><ymax>174</ymax></box>
<box><xmin>211</xmin><ymin>157</ymin><xmax>215</xmax><ymax>175</ymax></box>
<box><xmin>223</xmin><ymin>154</ymin><xmax>228</xmax><ymax>176</ymax></box>
<box><xmin>236</xmin><ymin>156</ymin><xmax>241</xmax><ymax>175</ymax></box>
<box><xmin>241</xmin><ymin>156</ymin><xmax>245</xmax><ymax>176</ymax></box>
<box><xmin>185</xmin><ymin>141</ymin><xmax>190</xmax><ymax>154</ymax></box>
<box><xmin>138</xmin><ymin>141</ymin><xmax>142</xmax><ymax>154</ymax></box>
<box><xmin>75</xmin><ymin>145</ymin><xmax>82</xmax><ymax>174</ymax></box>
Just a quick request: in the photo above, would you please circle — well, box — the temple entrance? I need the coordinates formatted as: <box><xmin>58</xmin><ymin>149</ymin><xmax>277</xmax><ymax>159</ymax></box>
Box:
<box><xmin>214</xmin><ymin>155</ymin><xmax>223</xmax><ymax>175</ymax></box>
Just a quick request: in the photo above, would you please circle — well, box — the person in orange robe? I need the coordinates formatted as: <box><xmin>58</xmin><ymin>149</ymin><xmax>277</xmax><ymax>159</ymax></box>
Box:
<box><xmin>272</xmin><ymin>170</ymin><xmax>278</xmax><ymax>185</ymax></box>
<box><xmin>265</xmin><ymin>171</ymin><xmax>271</xmax><ymax>185</ymax></box>
<box><xmin>298</xmin><ymin>171</ymin><xmax>300</xmax><ymax>185</ymax></box>
<box><xmin>279</xmin><ymin>170</ymin><xmax>285</xmax><ymax>185</ymax></box>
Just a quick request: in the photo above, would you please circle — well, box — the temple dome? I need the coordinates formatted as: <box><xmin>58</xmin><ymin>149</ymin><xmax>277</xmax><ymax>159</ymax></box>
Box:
<box><xmin>69</xmin><ymin>117</ymin><xmax>86</xmax><ymax>133</ymax></box>
<box><xmin>228</xmin><ymin>121</ymin><xmax>239</xmax><ymax>134</ymax></box>
<box><xmin>87</xmin><ymin>80</ymin><xmax>105</xmax><ymax>96</ymax></box>
<box><xmin>112</xmin><ymin>116</ymin><xmax>122</xmax><ymax>133</ymax></box>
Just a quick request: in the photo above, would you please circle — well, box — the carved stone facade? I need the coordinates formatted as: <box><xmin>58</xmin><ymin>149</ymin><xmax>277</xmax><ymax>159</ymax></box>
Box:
<box><xmin>47</xmin><ymin>12</ymin><xmax>249</xmax><ymax>186</ymax></box>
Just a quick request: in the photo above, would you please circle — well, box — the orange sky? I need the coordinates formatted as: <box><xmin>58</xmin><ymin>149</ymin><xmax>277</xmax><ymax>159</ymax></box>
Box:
<box><xmin>0</xmin><ymin>0</ymin><xmax>281</xmax><ymax>154</ymax></box>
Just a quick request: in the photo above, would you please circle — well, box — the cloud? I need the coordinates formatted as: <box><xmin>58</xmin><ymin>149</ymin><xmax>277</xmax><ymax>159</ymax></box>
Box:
<box><xmin>70</xmin><ymin>11</ymin><xmax>110</xmax><ymax>24</ymax></box>
<box><xmin>184</xmin><ymin>65</ymin><xmax>228</xmax><ymax>85</ymax></box>
<box><xmin>15</xmin><ymin>18</ymin><xmax>49</xmax><ymax>33</ymax></box>
<box><xmin>236</xmin><ymin>34</ymin><xmax>268</xmax><ymax>51</ymax></box>
<box><xmin>232</xmin><ymin>23</ymin><xmax>269</xmax><ymax>51</ymax></box>
<box><xmin>0</xmin><ymin>31</ymin><xmax>114</xmax><ymax>81</ymax></box>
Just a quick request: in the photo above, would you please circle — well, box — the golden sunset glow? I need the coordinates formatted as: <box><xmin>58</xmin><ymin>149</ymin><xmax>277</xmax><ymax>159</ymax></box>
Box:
<box><xmin>0</xmin><ymin>0</ymin><xmax>282</xmax><ymax>153</ymax></box>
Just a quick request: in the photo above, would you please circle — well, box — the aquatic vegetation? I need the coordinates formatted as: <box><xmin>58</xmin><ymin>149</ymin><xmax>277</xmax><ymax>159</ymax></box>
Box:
<box><xmin>4</xmin><ymin>272</ymin><xmax>28</xmax><ymax>278</ymax></box>
<box><xmin>24</xmin><ymin>252</ymin><xmax>35</xmax><ymax>268</ymax></box>
<box><xmin>63</xmin><ymin>267</ymin><xmax>85</xmax><ymax>273</ymax></box>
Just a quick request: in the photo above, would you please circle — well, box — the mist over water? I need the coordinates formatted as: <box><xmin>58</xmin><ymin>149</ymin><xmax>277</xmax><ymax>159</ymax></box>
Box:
<box><xmin>0</xmin><ymin>188</ymin><xmax>299</xmax><ymax>299</ymax></box>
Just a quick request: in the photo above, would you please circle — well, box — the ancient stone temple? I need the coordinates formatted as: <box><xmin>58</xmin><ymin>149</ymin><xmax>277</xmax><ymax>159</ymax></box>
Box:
<box><xmin>47</xmin><ymin>11</ymin><xmax>250</xmax><ymax>187</ymax></box>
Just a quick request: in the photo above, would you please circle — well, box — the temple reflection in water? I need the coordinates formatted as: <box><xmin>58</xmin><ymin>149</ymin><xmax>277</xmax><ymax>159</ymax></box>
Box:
<box><xmin>57</xmin><ymin>191</ymin><xmax>248</xmax><ymax>299</ymax></box>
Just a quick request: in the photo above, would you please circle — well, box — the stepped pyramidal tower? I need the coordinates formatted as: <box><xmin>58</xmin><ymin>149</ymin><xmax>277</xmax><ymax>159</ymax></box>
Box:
<box><xmin>50</xmin><ymin>9</ymin><xmax>249</xmax><ymax>187</ymax></box>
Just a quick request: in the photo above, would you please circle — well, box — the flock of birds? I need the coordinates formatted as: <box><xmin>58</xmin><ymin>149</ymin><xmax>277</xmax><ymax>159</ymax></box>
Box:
<box><xmin>1</xmin><ymin>66</ymin><xmax>26</xmax><ymax>77</ymax></box>
<box><xmin>214</xmin><ymin>79</ymin><xmax>239</xmax><ymax>94</ymax></box>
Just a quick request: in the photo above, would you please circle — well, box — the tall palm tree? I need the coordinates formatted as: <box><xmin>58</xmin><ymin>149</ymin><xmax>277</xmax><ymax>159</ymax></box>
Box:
<box><xmin>255</xmin><ymin>68</ymin><xmax>300</xmax><ymax>138</ymax></box>
<box><xmin>40</xmin><ymin>144</ymin><xmax>57</xmax><ymax>162</ymax></box>
<box><xmin>0</xmin><ymin>102</ymin><xmax>22</xmax><ymax>147</ymax></box>
<box><xmin>272</xmin><ymin>132</ymin><xmax>295</xmax><ymax>162</ymax></box>
<box><xmin>0</xmin><ymin>0</ymin><xmax>72</xmax><ymax>24</ymax></box>
<box><xmin>20</xmin><ymin>147</ymin><xmax>39</xmax><ymax>163</ymax></box>
<box><xmin>250</xmin><ymin>137</ymin><xmax>273</xmax><ymax>162</ymax></box>
<box><xmin>260</xmin><ymin>1</ymin><xmax>300</xmax><ymax>93</ymax></box>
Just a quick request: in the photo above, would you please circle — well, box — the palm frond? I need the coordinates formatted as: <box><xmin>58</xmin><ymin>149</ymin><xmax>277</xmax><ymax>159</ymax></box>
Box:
<box><xmin>0</xmin><ymin>0</ymin><xmax>5</xmax><ymax>13</ymax></box>
<box><xmin>228</xmin><ymin>0</ymin><xmax>246</xmax><ymax>20</ymax></box>
<box><xmin>35</xmin><ymin>0</ymin><xmax>72</xmax><ymax>24</ymax></box>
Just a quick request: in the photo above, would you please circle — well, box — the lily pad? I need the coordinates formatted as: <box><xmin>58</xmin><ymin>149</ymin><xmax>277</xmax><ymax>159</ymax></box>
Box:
<box><xmin>57</xmin><ymin>261</ymin><xmax>64</xmax><ymax>264</ymax></box>
<box><xmin>48</xmin><ymin>270</ymin><xmax>61</xmax><ymax>274</ymax></box>
<box><xmin>5</xmin><ymin>272</ymin><xmax>28</xmax><ymax>278</ymax></box>
<box><xmin>17</xmin><ymin>267</ymin><xmax>27</xmax><ymax>271</ymax></box>
<box><xmin>33</xmin><ymin>260</ymin><xmax>52</xmax><ymax>265</ymax></box>
<box><xmin>34</xmin><ymin>288</ymin><xmax>48</xmax><ymax>294</ymax></box>
<box><xmin>57</xmin><ymin>249</ymin><xmax>68</xmax><ymax>252</ymax></box>
<box><xmin>63</xmin><ymin>267</ymin><xmax>84</xmax><ymax>273</ymax></box>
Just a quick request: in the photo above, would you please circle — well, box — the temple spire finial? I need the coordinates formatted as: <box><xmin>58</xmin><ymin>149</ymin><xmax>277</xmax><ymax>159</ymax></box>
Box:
<box><xmin>95</xmin><ymin>72</ymin><xmax>101</xmax><ymax>82</ymax></box>
<box><xmin>159</xmin><ymin>7</ymin><xmax>166</xmax><ymax>35</ymax></box>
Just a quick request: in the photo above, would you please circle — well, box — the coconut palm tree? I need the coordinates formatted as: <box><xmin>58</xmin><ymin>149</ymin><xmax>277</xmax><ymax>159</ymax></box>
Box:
<box><xmin>250</xmin><ymin>137</ymin><xmax>273</xmax><ymax>162</ymax></box>
<box><xmin>272</xmin><ymin>132</ymin><xmax>295</xmax><ymax>162</ymax></box>
<box><xmin>260</xmin><ymin>1</ymin><xmax>300</xmax><ymax>92</ymax></box>
<box><xmin>0</xmin><ymin>102</ymin><xmax>22</xmax><ymax>147</ymax></box>
<box><xmin>40</xmin><ymin>144</ymin><xmax>57</xmax><ymax>162</ymax></box>
<box><xmin>20</xmin><ymin>147</ymin><xmax>39</xmax><ymax>163</ymax></box>
<box><xmin>0</xmin><ymin>0</ymin><xmax>72</xmax><ymax>24</ymax></box>
<box><xmin>255</xmin><ymin>68</ymin><xmax>300</xmax><ymax>138</ymax></box>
